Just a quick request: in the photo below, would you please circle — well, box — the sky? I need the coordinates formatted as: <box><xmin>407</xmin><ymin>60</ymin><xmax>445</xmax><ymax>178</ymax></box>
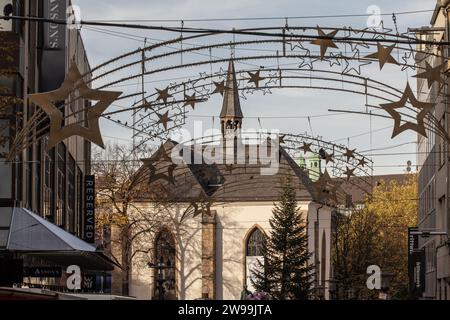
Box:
<box><xmin>72</xmin><ymin>0</ymin><xmax>438</xmax><ymax>175</ymax></box>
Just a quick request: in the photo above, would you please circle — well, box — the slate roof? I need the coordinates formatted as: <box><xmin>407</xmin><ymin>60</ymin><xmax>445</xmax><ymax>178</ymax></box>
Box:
<box><xmin>138</xmin><ymin>140</ymin><xmax>316</xmax><ymax>202</ymax></box>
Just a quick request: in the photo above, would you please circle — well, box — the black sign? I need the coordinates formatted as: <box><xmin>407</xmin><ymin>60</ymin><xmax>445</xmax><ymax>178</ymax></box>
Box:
<box><xmin>40</xmin><ymin>0</ymin><xmax>67</xmax><ymax>92</ymax></box>
<box><xmin>408</xmin><ymin>248</ymin><xmax>425</xmax><ymax>298</ymax></box>
<box><xmin>84</xmin><ymin>175</ymin><xmax>95</xmax><ymax>243</ymax></box>
<box><xmin>23</xmin><ymin>267</ymin><xmax>62</xmax><ymax>278</ymax></box>
<box><xmin>408</xmin><ymin>227</ymin><xmax>419</xmax><ymax>254</ymax></box>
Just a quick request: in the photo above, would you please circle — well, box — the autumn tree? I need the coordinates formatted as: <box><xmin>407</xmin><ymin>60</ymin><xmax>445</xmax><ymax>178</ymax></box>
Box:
<box><xmin>333</xmin><ymin>174</ymin><xmax>417</xmax><ymax>299</ymax></box>
<box><xmin>93</xmin><ymin>143</ymin><xmax>160</xmax><ymax>296</ymax></box>
<box><xmin>365</xmin><ymin>174</ymin><xmax>417</xmax><ymax>298</ymax></box>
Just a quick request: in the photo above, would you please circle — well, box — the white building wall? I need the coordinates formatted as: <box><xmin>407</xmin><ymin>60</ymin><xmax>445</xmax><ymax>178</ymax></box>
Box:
<box><xmin>129</xmin><ymin>200</ymin><xmax>333</xmax><ymax>300</ymax></box>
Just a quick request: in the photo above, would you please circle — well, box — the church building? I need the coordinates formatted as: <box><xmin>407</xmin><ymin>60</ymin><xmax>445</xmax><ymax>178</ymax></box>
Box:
<box><xmin>128</xmin><ymin>60</ymin><xmax>336</xmax><ymax>300</ymax></box>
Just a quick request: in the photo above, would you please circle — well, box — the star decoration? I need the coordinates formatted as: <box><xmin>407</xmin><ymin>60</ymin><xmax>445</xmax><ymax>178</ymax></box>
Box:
<box><xmin>142</xmin><ymin>144</ymin><xmax>177</xmax><ymax>185</ymax></box>
<box><xmin>183</xmin><ymin>93</ymin><xmax>198</xmax><ymax>110</ymax></box>
<box><xmin>212</xmin><ymin>80</ymin><xmax>227</xmax><ymax>96</ymax></box>
<box><xmin>327</xmin><ymin>52</ymin><xmax>342</xmax><ymax>67</ymax></box>
<box><xmin>343</xmin><ymin>148</ymin><xmax>356</xmax><ymax>161</ymax></box>
<box><xmin>311</xmin><ymin>26</ymin><xmax>339</xmax><ymax>59</ymax></box>
<box><xmin>370</xmin><ymin>21</ymin><xmax>393</xmax><ymax>40</ymax></box>
<box><xmin>364</xmin><ymin>43</ymin><xmax>397</xmax><ymax>70</ymax></box>
<box><xmin>247</xmin><ymin>70</ymin><xmax>265</xmax><ymax>88</ymax></box>
<box><xmin>278</xmin><ymin>135</ymin><xmax>286</xmax><ymax>145</ymax></box>
<box><xmin>156</xmin><ymin>111</ymin><xmax>173</xmax><ymax>130</ymax></box>
<box><xmin>299</xmin><ymin>142</ymin><xmax>313</xmax><ymax>154</ymax></box>
<box><xmin>358</xmin><ymin>157</ymin><xmax>368</xmax><ymax>167</ymax></box>
<box><xmin>345</xmin><ymin>27</ymin><xmax>370</xmax><ymax>55</ymax></box>
<box><xmin>214</xmin><ymin>67</ymin><xmax>227</xmax><ymax>80</ymax></box>
<box><xmin>413</xmin><ymin>61</ymin><xmax>446</xmax><ymax>89</ymax></box>
<box><xmin>400</xmin><ymin>38</ymin><xmax>417</xmax><ymax>71</ymax></box>
<box><xmin>288</xmin><ymin>38</ymin><xmax>311</xmax><ymax>55</ymax></box>
<box><xmin>343</xmin><ymin>166</ymin><xmax>355</xmax><ymax>181</ymax></box>
<box><xmin>297</xmin><ymin>56</ymin><xmax>315</xmax><ymax>70</ymax></box>
<box><xmin>323</xmin><ymin>152</ymin><xmax>334</xmax><ymax>164</ymax></box>
<box><xmin>155</xmin><ymin>87</ymin><xmax>173</xmax><ymax>104</ymax></box>
<box><xmin>380</xmin><ymin>82</ymin><xmax>435</xmax><ymax>138</ymax></box>
<box><xmin>142</xmin><ymin>98</ymin><xmax>153</xmax><ymax>112</ymax></box>
<box><xmin>312</xmin><ymin>169</ymin><xmax>341</xmax><ymax>203</ymax></box>
<box><xmin>342</xmin><ymin>50</ymin><xmax>370</xmax><ymax>75</ymax></box>
<box><xmin>28</xmin><ymin>63</ymin><xmax>122</xmax><ymax>150</ymax></box>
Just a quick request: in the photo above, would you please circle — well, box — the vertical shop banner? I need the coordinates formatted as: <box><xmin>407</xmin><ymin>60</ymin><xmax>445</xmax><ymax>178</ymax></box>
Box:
<box><xmin>408</xmin><ymin>227</ymin><xmax>424</xmax><ymax>297</ymax></box>
<box><xmin>40</xmin><ymin>0</ymin><xmax>67</xmax><ymax>92</ymax></box>
<box><xmin>84</xmin><ymin>175</ymin><xmax>95</xmax><ymax>243</ymax></box>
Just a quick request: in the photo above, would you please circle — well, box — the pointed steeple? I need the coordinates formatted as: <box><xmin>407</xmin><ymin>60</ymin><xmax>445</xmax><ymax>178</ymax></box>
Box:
<box><xmin>220</xmin><ymin>59</ymin><xmax>243</xmax><ymax>134</ymax></box>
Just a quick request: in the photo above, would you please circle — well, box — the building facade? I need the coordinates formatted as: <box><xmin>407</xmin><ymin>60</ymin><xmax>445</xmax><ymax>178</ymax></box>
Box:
<box><xmin>0</xmin><ymin>0</ymin><xmax>112</xmax><ymax>292</ymax></box>
<box><xmin>416</xmin><ymin>0</ymin><xmax>450</xmax><ymax>300</ymax></box>
<box><xmin>125</xmin><ymin>60</ymin><xmax>336</xmax><ymax>300</ymax></box>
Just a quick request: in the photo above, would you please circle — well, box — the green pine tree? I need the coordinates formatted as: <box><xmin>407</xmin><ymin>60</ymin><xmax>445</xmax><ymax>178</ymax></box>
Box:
<box><xmin>251</xmin><ymin>179</ymin><xmax>313</xmax><ymax>300</ymax></box>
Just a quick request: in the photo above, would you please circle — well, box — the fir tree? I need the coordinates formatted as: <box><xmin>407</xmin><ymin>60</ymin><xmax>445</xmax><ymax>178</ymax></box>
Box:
<box><xmin>251</xmin><ymin>179</ymin><xmax>313</xmax><ymax>299</ymax></box>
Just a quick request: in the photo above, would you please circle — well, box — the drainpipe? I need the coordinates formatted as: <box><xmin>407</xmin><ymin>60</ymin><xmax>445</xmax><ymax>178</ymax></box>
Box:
<box><xmin>315</xmin><ymin>204</ymin><xmax>324</xmax><ymax>299</ymax></box>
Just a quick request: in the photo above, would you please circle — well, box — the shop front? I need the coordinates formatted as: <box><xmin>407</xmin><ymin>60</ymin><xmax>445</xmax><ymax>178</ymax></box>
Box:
<box><xmin>0</xmin><ymin>207</ymin><xmax>116</xmax><ymax>293</ymax></box>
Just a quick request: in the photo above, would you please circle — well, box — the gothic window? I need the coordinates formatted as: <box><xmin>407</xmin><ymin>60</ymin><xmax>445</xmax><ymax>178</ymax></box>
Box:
<box><xmin>245</xmin><ymin>227</ymin><xmax>266</xmax><ymax>292</ymax></box>
<box><xmin>246</xmin><ymin>228</ymin><xmax>265</xmax><ymax>256</ymax></box>
<box><xmin>154</xmin><ymin>229</ymin><xmax>176</xmax><ymax>299</ymax></box>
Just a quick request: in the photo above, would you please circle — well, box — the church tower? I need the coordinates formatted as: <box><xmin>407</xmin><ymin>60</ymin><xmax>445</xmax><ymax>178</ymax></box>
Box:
<box><xmin>220</xmin><ymin>59</ymin><xmax>243</xmax><ymax>135</ymax></box>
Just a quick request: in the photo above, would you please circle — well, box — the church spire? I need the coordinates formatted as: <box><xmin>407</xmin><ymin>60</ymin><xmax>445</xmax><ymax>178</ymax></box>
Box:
<box><xmin>220</xmin><ymin>59</ymin><xmax>243</xmax><ymax>134</ymax></box>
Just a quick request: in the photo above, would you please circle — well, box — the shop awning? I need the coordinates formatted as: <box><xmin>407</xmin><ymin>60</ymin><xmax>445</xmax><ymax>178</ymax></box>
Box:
<box><xmin>2</xmin><ymin>207</ymin><xmax>116</xmax><ymax>271</ymax></box>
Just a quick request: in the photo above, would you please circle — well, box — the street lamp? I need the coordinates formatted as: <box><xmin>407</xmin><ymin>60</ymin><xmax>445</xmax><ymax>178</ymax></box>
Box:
<box><xmin>148</xmin><ymin>260</ymin><xmax>164</xmax><ymax>300</ymax></box>
<box><xmin>148</xmin><ymin>259</ymin><xmax>170</xmax><ymax>300</ymax></box>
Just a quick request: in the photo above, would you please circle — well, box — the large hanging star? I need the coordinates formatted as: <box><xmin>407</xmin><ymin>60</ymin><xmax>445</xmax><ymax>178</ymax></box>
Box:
<box><xmin>311</xmin><ymin>26</ymin><xmax>339</xmax><ymax>59</ymax></box>
<box><xmin>142</xmin><ymin>144</ymin><xmax>177</xmax><ymax>185</ymax></box>
<box><xmin>156</xmin><ymin>111</ymin><xmax>173</xmax><ymax>130</ymax></box>
<box><xmin>413</xmin><ymin>61</ymin><xmax>446</xmax><ymax>89</ymax></box>
<box><xmin>380</xmin><ymin>82</ymin><xmax>435</xmax><ymax>138</ymax></box>
<box><xmin>155</xmin><ymin>87</ymin><xmax>173</xmax><ymax>103</ymax></box>
<box><xmin>247</xmin><ymin>70</ymin><xmax>265</xmax><ymax>88</ymax></box>
<box><xmin>364</xmin><ymin>43</ymin><xmax>397</xmax><ymax>70</ymax></box>
<box><xmin>28</xmin><ymin>64</ymin><xmax>122</xmax><ymax>150</ymax></box>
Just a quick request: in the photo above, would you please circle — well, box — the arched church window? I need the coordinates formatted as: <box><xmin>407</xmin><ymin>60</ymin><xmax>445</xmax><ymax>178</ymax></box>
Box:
<box><xmin>245</xmin><ymin>227</ymin><xmax>266</xmax><ymax>292</ymax></box>
<box><xmin>246</xmin><ymin>228</ymin><xmax>265</xmax><ymax>256</ymax></box>
<box><xmin>154</xmin><ymin>229</ymin><xmax>176</xmax><ymax>299</ymax></box>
